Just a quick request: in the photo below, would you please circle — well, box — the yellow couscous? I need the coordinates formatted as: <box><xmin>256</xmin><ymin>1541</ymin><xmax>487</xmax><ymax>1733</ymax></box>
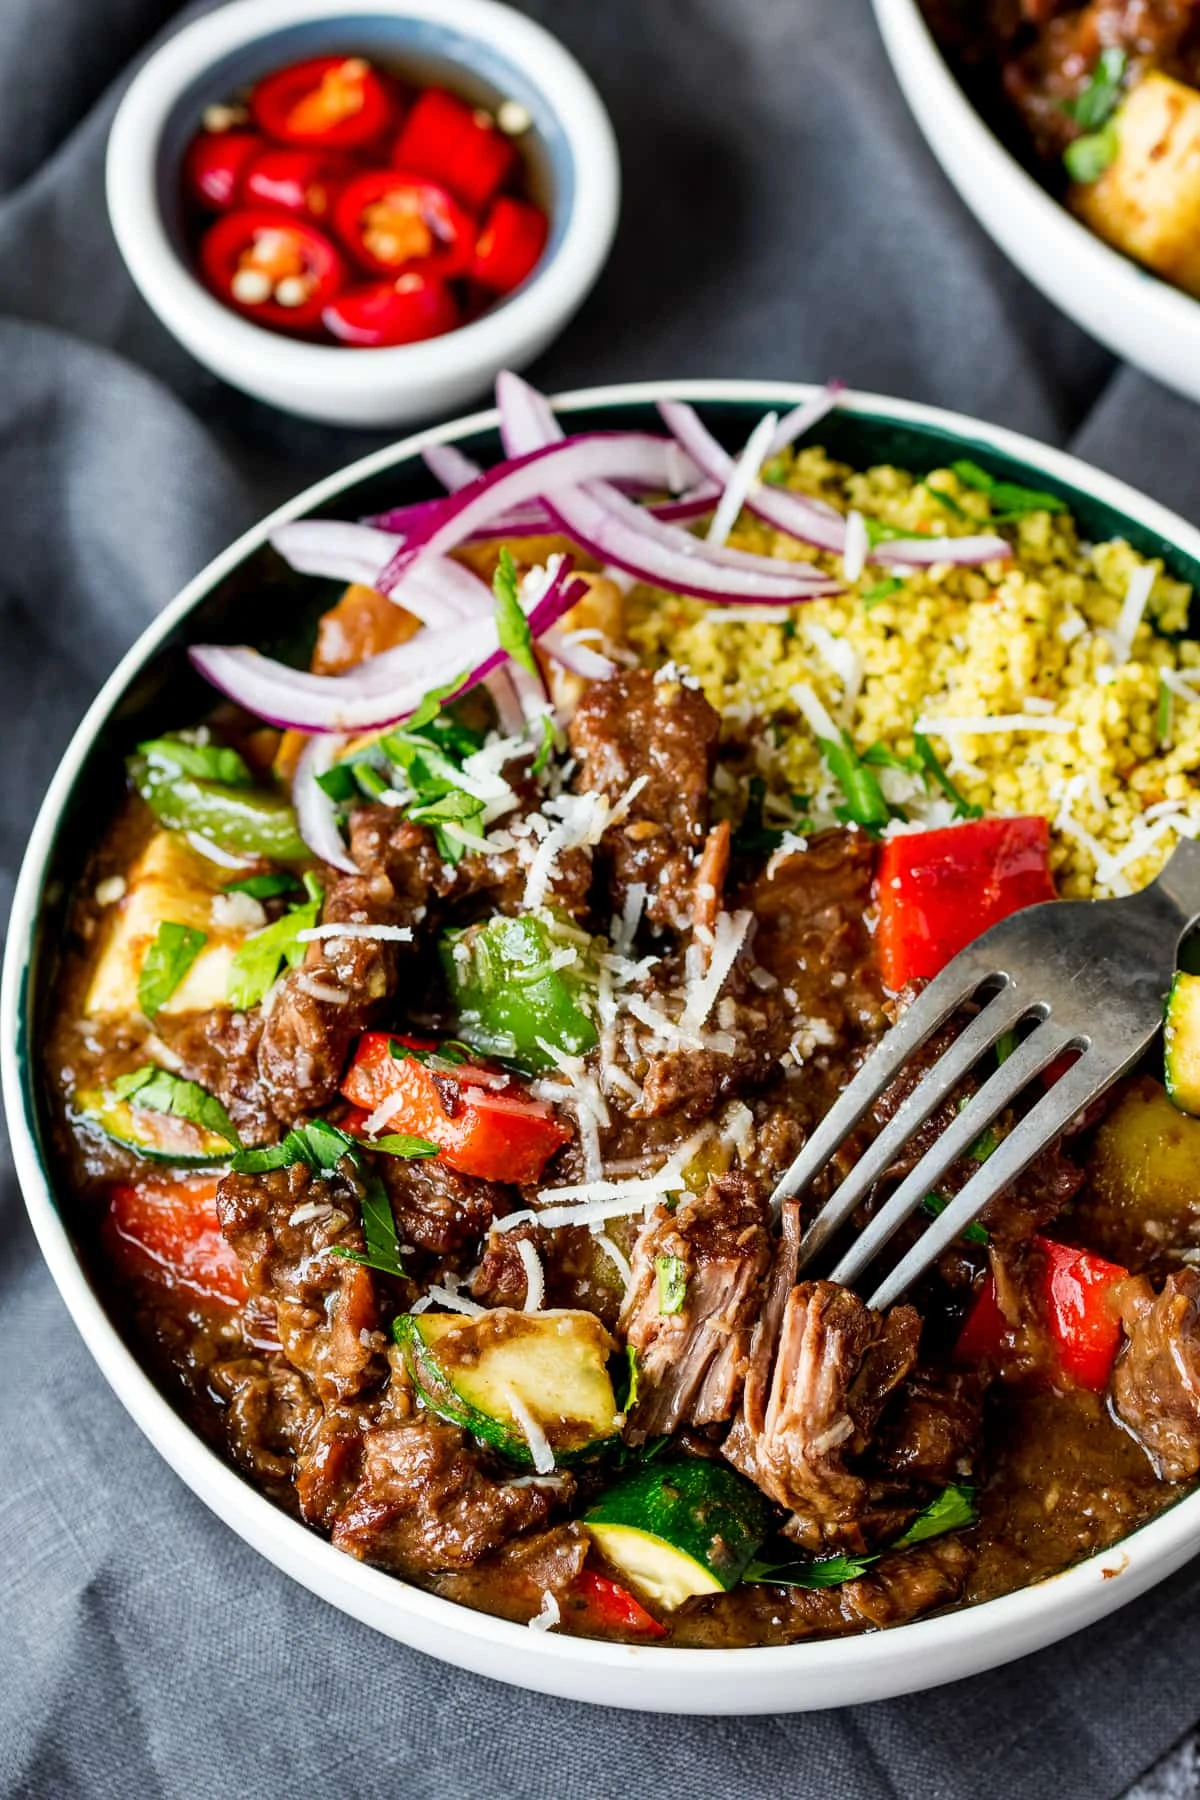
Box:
<box><xmin>627</xmin><ymin>446</ymin><xmax>1200</xmax><ymax>899</ymax></box>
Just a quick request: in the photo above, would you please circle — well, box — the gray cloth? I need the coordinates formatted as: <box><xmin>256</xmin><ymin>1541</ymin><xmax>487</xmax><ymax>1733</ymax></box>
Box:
<box><xmin>1</xmin><ymin>0</ymin><xmax>1198</xmax><ymax>1794</ymax></box>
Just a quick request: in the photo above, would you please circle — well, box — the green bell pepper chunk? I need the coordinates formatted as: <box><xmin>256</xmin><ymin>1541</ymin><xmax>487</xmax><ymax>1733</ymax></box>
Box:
<box><xmin>440</xmin><ymin>913</ymin><xmax>599</xmax><ymax>1072</ymax></box>
<box><xmin>128</xmin><ymin>746</ymin><xmax>307</xmax><ymax>863</ymax></box>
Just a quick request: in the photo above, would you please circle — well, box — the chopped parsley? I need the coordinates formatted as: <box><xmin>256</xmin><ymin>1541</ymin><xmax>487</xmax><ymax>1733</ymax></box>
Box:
<box><xmin>369</xmin><ymin>1134</ymin><xmax>440</xmax><ymax>1159</ymax></box>
<box><xmin>893</xmin><ymin>1483</ymin><xmax>978</xmax><ymax>1549</ymax></box>
<box><xmin>863</xmin><ymin>516</ymin><xmax>928</xmax><ymax>547</ymax></box>
<box><xmin>222</xmin><ymin>871</ymin><xmax>304</xmax><ymax>901</ymax></box>
<box><xmin>137</xmin><ymin>921</ymin><xmax>207</xmax><ymax>1018</ymax></box>
<box><xmin>745</xmin><ymin>1484</ymin><xmax>978</xmax><ymax>1588</ymax></box>
<box><xmin>952</xmin><ymin>459</ymin><xmax>1065</xmax><ymax>520</ymax></box>
<box><xmin>231</xmin><ymin>1119</ymin><xmax>410</xmax><ymax>1280</ymax></box>
<box><xmin>655</xmin><ymin>1253</ymin><xmax>688</xmax><ymax>1315</ymax></box>
<box><xmin>1065</xmin><ymin>46</ymin><xmax>1127</xmax><ymax>131</ymax></box>
<box><xmin>925</xmin><ymin>483</ymin><xmax>970</xmax><ymax>520</ymax></box>
<box><xmin>921</xmin><ymin>1191</ymin><xmax>990</xmax><ymax>1247</ymax></box>
<box><xmin>231</xmin><ymin>1117</ymin><xmax>359</xmax><ymax>1174</ymax></box>
<box><xmin>111</xmin><ymin>1065</ymin><xmax>241</xmax><ymax>1148</ymax></box>
<box><xmin>388</xmin><ymin>1037</ymin><xmax>472</xmax><ymax>1071</ymax></box>
<box><xmin>913</xmin><ymin>731</ymin><xmax>983</xmax><ymax>820</ymax></box>
<box><xmin>818</xmin><ymin>733</ymin><xmax>891</xmax><ymax>833</ymax></box>
<box><xmin>861</xmin><ymin>577</ymin><xmax>905</xmax><ymax>610</ymax></box>
<box><xmin>225</xmin><ymin>871</ymin><xmax>323</xmax><ymax>1011</ymax></box>
<box><xmin>493</xmin><ymin>546</ymin><xmax>539</xmax><ymax>679</ymax></box>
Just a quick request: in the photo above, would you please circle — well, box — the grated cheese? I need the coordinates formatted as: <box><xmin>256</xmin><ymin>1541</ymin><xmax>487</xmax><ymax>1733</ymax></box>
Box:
<box><xmin>790</xmin><ymin>680</ymin><xmax>842</xmax><ymax>744</ymax></box>
<box><xmin>806</xmin><ymin>621</ymin><xmax>863</xmax><ymax>715</ymax></box>
<box><xmin>593</xmin><ymin>1232</ymin><xmax>633</xmax><ymax>1288</ymax></box>
<box><xmin>516</xmin><ymin>1238</ymin><xmax>546</xmax><ymax>1312</ymax></box>
<box><xmin>679</xmin><ymin>909</ymin><xmax>752</xmax><ymax>1037</ymax></box>
<box><xmin>707</xmin><ymin>411</ymin><xmax>780</xmax><ymax>548</ymax></box>
<box><xmin>420</xmin><ymin>1284</ymin><xmax>486</xmax><ymax>1317</ymax></box>
<box><xmin>297</xmin><ymin>923</ymin><xmax>414</xmax><ymax>944</ymax></box>
<box><xmin>1107</xmin><ymin>564</ymin><xmax>1156</xmax><ymax>668</ymax></box>
<box><xmin>528</xmin><ymin>1590</ymin><xmax>561</xmax><ymax>1632</ymax></box>
<box><xmin>507</xmin><ymin>1389</ymin><xmax>555</xmax><ymax>1474</ymax></box>
<box><xmin>842</xmin><ymin>510</ymin><xmax>868</xmax><ymax>584</ymax></box>
<box><xmin>295</xmin><ymin>976</ymin><xmax>350</xmax><ymax>1005</ymax></box>
<box><xmin>914</xmin><ymin>712</ymin><xmax>1074</xmax><ymax>737</ymax></box>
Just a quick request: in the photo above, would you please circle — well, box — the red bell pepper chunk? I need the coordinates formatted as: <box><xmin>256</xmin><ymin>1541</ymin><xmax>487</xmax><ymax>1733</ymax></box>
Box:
<box><xmin>956</xmin><ymin>1236</ymin><xmax>1129</xmax><ymax>1391</ymax></box>
<box><xmin>569</xmin><ymin>1569</ymin><xmax>668</xmax><ymax>1640</ymax></box>
<box><xmin>877</xmin><ymin>816</ymin><xmax>1057</xmax><ymax>990</ymax></box>
<box><xmin>322</xmin><ymin>272</ymin><xmax>461</xmax><ymax>348</ymax></box>
<box><xmin>340</xmin><ymin>1033</ymin><xmax>569</xmax><ymax>1183</ymax></box>
<box><xmin>391</xmin><ymin>88</ymin><xmax>518</xmax><ymax>212</ymax></box>
<box><xmin>184</xmin><ymin>129</ymin><xmax>262</xmax><ymax>210</ymax></box>
<box><xmin>251</xmin><ymin>56</ymin><xmax>400</xmax><ymax>151</ymax></box>
<box><xmin>333</xmin><ymin>169</ymin><xmax>475</xmax><ymax>278</ymax></box>
<box><xmin>199</xmin><ymin>208</ymin><xmax>346</xmax><ymax>332</ymax></box>
<box><xmin>471</xmin><ymin>195</ymin><xmax>548</xmax><ymax>294</ymax></box>
<box><xmin>103</xmin><ymin>1177</ymin><xmax>247</xmax><ymax>1309</ymax></box>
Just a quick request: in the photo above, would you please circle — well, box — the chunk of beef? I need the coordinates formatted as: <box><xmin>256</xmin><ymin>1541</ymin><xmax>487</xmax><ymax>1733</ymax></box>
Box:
<box><xmin>434</xmin><ymin>1524</ymin><xmax>590</xmax><ymax>1625</ymax></box>
<box><xmin>330</xmin><ymin>1411</ymin><xmax>568</xmax><ymax>1575</ymax></box>
<box><xmin>472</xmin><ymin>1216</ymin><xmax>628</xmax><ymax>1325</ymax></box>
<box><xmin>154</xmin><ymin>1006</ymin><xmax>280</xmax><ymax>1145</ymax></box>
<box><xmin>1112</xmin><ymin>1269</ymin><xmax>1200</xmax><ymax>1480</ymax></box>
<box><xmin>619</xmin><ymin>1174</ymin><xmax>773</xmax><ymax>1442</ymax></box>
<box><xmin>217</xmin><ymin>1162</ymin><xmax>389</xmax><ymax>1406</ymax></box>
<box><xmin>673</xmin><ymin>1537</ymin><xmax>971</xmax><ymax>1647</ymax></box>
<box><xmin>568</xmin><ymin>667</ymin><xmax>720</xmax><ymax>930</ymax></box>
<box><xmin>724</xmin><ymin>1280</ymin><xmax>921</xmax><ymax>1548</ymax></box>
<box><xmin>209</xmin><ymin>1353</ymin><xmax>321</xmax><ymax>1488</ymax></box>
<box><xmin>874</xmin><ymin>1367</ymin><xmax>984</xmax><ymax>1485</ymax></box>
<box><xmin>735</xmin><ymin>830</ymin><xmax>885</xmax><ymax>1044</ymax></box>
<box><xmin>376</xmin><ymin>1152</ymin><xmax>508</xmax><ymax>1257</ymax></box>
<box><xmin>258</xmin><ymin>812</ymin><xmax>450</xmax><ymax>1120</ymax></box>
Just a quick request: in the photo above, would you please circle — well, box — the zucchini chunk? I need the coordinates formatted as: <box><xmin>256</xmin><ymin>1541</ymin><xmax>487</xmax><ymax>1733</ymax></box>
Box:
<box><xmin>74</xmin><ymin>1086</ymin><xmax>233</xmax><ymax>1167</ymax></box>
<box><xmin>585</xmin><ymin>1458</ymin><xmax>770</xmax><ymax>1610</ymax></box>
<box><xmin>1071</xmin><ymin>72</ymin><xmax>1200</xmax><ymax>298</ymax></box>
<box><xmin>85</xmin><ymin>830</ymin><xmax>261</xmax><ymax>1019</ymax></box>
<box><xmin>1166</xmin><ymin>972</ymin><xmax>1200</xmax><ymax>1115</ymax></box>
<box><xmin>395</xmin><ymin>1308</ymin><xmax>621</xmax><ymax>1464</ymax></box>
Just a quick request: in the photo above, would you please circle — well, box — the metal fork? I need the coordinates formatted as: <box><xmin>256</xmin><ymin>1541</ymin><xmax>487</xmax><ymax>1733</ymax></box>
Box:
<box><xmin>770</xmin><ymin>836</ymin><xmax>1200</xmax><ymax>1310</ymax></box>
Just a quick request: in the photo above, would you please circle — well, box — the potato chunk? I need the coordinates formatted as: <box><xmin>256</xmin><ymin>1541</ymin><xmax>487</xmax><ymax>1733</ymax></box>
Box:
<box><xmin>1071</xmin><ymin>72</ymin><xmax>1200</xmax><ymax>298</ymax></box>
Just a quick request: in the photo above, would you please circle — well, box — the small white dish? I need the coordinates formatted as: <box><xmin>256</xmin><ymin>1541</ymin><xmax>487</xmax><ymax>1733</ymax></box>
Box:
<box><xmin>106</xmin><ymin>0</ymin><xmax>619</xmax><ymax>427</ymax></box>
<box><xmin>7</xmin><ymin>379</ymin><xmax>1200</xmax><ymax>1713</ymax></box>
<box><xmin>872</xmin><ymin>0</ymin><xmax>1200</xmax><ymax>406</ymax></box>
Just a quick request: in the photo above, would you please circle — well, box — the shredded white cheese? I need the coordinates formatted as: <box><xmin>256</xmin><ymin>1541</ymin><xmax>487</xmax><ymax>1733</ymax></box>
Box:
<box><xmin>913</xmin><ymin>712</ymin><xmax>1074</xmax><ymax>737</ymax></box>
<box><xmin>1107</xmin><ymin>564</ymin><xmax>1156</xmax><ymax>668</ymax></box>
<box><xmin>297</xmin><ymin>923</ymin><xmax>414</xmax><ymax>944</ymax></box>
<box><xmin>707</xmin><ymin>410</ymin><xmax>779</xmax><ymax>548</ymax></box>
<box><xmin>593</xmin><ymin>1232</ymin><xmax>633</xmax><ymax>1288</ymax></box>
<box><xmin>516</xmin><ymin>1239</ymin><xmax>545</xmax><ymax>1312</ymax></box>
<box><xmin>528</xmin><ymin>1590</ymin><xmax>561</xmax><ymax>1632</ymax></box>
<box><xmin>295</xmin><ymin>976</ymin><xmax>351</xmax><ymax>1005</ymax></box>
<box><xmin>679</xmin><ymin>909</ymin><xmax>752</xmax><ymax>1037</ymax></box>
<box><xmin>420</xmin><ymin>1284</ymin><xmax>486</xmax><ymax>1317</ymax></box>
<box><xmin>184</xmin><ymin>831</ymin><xmax>257</xmax><ymax>869</ymax></box>
<box><xmin>790</xmin><ymin>680</ymin><xmax>842</xmax><ymax>744</ymax></box>
<box><xmin>842</xmin><ymin>509</ymin><xmax>868</xmax><ymax>585</ymax></box>
<box><xmin>806</xmin><ymin>621</ymin><xmax>863</xmax><ymax>716</ymax></box>
<box><xmin>507</xmin><ymin>1389</ymin><xmax>555</xmax><ymax>1474</ymax></box>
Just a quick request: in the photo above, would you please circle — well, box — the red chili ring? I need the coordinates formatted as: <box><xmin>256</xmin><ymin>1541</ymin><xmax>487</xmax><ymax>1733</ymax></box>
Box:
<box><xmin>199</xmin><ymin>208</ymin><xmax>346</xmax><ymax>332</ymax></box>
<box><xmin>332</xmin><ymin>168</ymin><xmax>476</xmax><ymax>279</ymax></box>
<box><xmin>251</xmin><ymin>55</ymin><xmax>400</xmax><ymax>150</ymax></box>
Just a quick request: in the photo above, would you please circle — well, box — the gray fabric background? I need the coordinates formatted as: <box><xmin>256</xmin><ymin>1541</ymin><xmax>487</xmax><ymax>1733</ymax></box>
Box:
<box><xmin>3</xmin><ymin>0</ymin><xmax>1200</xmax><ymax>1794</ymax></box>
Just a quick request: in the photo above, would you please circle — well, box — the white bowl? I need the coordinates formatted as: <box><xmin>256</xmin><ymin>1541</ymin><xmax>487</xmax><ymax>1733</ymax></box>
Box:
<box><xmin>872</xmin><ymin>0</ymin><xmax>1200</xmax><ymax>405</ymax></box>
<box><xmin>105</xmin><ymin>0</ymin><xmax>619</xmax><ymax>427</ymax></box>
<box><xmin>8</xmin><ymin>379</ymin><xmax>1200</xmax><ymax>1712</ymax></box>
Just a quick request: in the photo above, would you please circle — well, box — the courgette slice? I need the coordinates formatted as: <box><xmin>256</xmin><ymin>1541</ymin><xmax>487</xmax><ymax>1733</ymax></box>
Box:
<box><xmin>75</xmin><ymin>1087</ymin><xmax>233</xmax><ymax>1166</ymax></box>
<box><xmin>585</xmin><ymin>1458</ymin><xmax>770</xmax><ymax>1610</ymax></box>
<box><xmin>1166</xmin><ymin>971</ymin><xmax>1200</xmax><ymax>1115</ymax></box>
<box><xmin>395</xmin><ymin>1308</ymin><xmax>621</xmax><ymax>1464</ymax></box>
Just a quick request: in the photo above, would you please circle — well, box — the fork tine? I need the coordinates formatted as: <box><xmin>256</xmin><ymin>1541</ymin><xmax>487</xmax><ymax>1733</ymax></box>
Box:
<box><xmin>769</xmin><ymin>951</ymin><xmax>1005</xmax><ymax>1219</ymax></box>
<box><xmin>866</xmin><ymin>1049</ymin><xmax>1128</xmax><ymax>1309</ymax></box>
<box><xmin>791</xmin><ymin>983</ymin><xmax>1037</xmax><ymax>1274</ymax></box>
<box><xmin>828</xmin><ymin>1019</ymin><xmax>1074</xmax><ymax>1290</ymax></box>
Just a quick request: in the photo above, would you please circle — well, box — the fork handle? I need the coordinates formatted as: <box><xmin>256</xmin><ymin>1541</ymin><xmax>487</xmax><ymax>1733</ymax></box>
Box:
<box><xmin>1153</xmin><ymin>836</ymin><xmax>1200</xmax><ymax>935</ymax></box>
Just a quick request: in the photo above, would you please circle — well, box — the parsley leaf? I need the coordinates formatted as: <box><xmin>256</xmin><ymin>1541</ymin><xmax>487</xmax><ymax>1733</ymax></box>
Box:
<box><xmin>893</xmin><ymin>1483</ymin><xmax>978</xmax><ymax>1549</ymax></box>
<box><xmin>925</xmin><ymin>483</ymin><xmax>969</xmax><ymax>520</ymax></box>
<box><xmin>745</xmin><ymin>1484</ymin><xmax>978</xmax><ymax>1588</ymax></box>
<box><xmin>230</xmin><ymin>1117</ymin><xmax>357</xmax><ymax>1174</ymax></box>
<box><xmin>111</xmin><ymin>1065</ymin><xmax>241</xmax><ymax>1148</ymax></box>
<box><xmin>232</xmin><ymin>1120</ymin><xmax>409</xmax><ymax>1279</ymax></box>
<box><xmin>493</xmin><ymin>546</ymin><xmax>538</xmax><ymax>679</ymax></box>
<box><xmin>655</xmin><ymin>1253</ymin><xmax>687</xmax><ymax>1315</ymax></box>
<box><xmin>921</xmin><ymin>1191</ymin><xmax>990</xmax><ymax>1246</ymax></box>
<box><xmin>951</xmin><ymin>460</ymin><xmax>1065</xmax><ymax>518</ymax></box>
<box><xmin>1065</xmin><ymin>46</ymin><xmax>1127</xmax><ymax>131</ymax></box>
<box><xmin>861</xmin><ymin>743</ymin><xmax>921</xmax><ymax>774</ymax></box>
<box><xmin>818</xmin><ymin>734</ymin><xmax>891</xmax><ymax>832</ymax></box>
<box><xmin>223</xmin><ymin>871</ymin><xmax>304</xmax><ymax>901</ymax></box>
<box><xmin>330</xmin><ymin>1172</ymin><xmax>407</xmax><ymax>1280</ymax></box>
<box><xmin>369</xmin><ymin>1134</ymin><xmax>440</xmax><ymax>1158</ymax></box>
<box><xmin>862</xmin><ymin>577</ymin><xmax>905</xmax><ymax>610</ymax></box>
<box><xmin>226</xmin><ymin>871</ymin><xmax>322</xmax><ymax>1011</ymax></box>
<box><xmin>744</xmin><ymin>1551</ymin><xmax>876</xmax><ymax>1588</ymax></box>
<box><xmin>136</xmin><ymin>735</ymin><xmax>253</xmax><ymax>788</ymax></box>
<box><xmin>913</xmin><ymin>731</ymin><xmax>983</xmax><ymax>819</ymax></box>
<box><xmin>532</xmin><ymin>710</ymin><xmax>556</xmax><ymax>776</ymax></box>
<box><xmin>137</xmin><ymin>921</ymin><xmax>207</xmax><ymax>1018</ymax></box>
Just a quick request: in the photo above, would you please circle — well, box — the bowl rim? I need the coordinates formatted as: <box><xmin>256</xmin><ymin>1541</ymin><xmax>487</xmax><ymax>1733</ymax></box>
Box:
<box><xmin>105</xmin><ymin>0</ymin><xmax>619</xmax><ymax>391</ymax></box>
<box><xmin>870</xmin><ymin>0</ymin><xmax>1200</xmax><ymax>354</ymax></box>
<box><xmin>8</xmin><ymin>376</ymin><xmax>1200</xmax><ymax>1709</ymax></box>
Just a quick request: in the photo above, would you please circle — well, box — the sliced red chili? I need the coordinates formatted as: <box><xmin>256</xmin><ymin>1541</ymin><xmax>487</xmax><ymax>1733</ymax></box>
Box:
<box><xmin>471</xmin><ymin>195</ymin><xmax>548</xmax><ymax>293</ymax></box>
<box><xmin>323</xmin><ymin>272</ymin><xmax>461</xmax><ymax>348</ymax></box>
<box><xmin>392</xmin><ymin>87</ymin><xmax>517</xmax><ymax>211</ymax></box>
<box><xmin>184</xmin><ymin>129</ymin><xmax>261</xmax><ymax>210</ymax></box>
<box><xmin>251</xmin><ymin>55</ymin><xmax>400</xmax><ymax>151</ymax></box>
<box><xmin>199</xmin><ymin>208</ymin><xmax>346</xmax><ymax>331</ymax></box>
<box><xmin>239</xmin><ymin>146</ymin><xmax>349</xmax><ymax>220</ymax></box>
<box><xmin>333</xmin><ymin>169</ymin><xmax>475</xmax><ymax>278</ymax></box>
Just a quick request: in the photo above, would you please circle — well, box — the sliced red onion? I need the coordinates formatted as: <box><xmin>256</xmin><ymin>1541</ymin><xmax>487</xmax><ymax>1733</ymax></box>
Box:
<box><xmin>423</xmin><ymin>442</ymin><xmax>483</xmax><ymax>491</ymax></box>
<box><xmin>659</xmin><ymin>399</ymin><xmax>1011</xmax><ymax>568</ymax></box>
<box><xmin>483</xmin><ymin>667</ymin><xmax>526</xmax><ymax>736</ymax></box>
<box><xmin>293</xmin><ymin>734</ymin><xmax>358</xmax><ymax>875</ymax></box>
<box><xmin>767</xmin><ymin>381</ymin><xmax>845</xmax><ymax>456</ymax></box>
<box><xmin>271</xmin><ymin>520</ymin><xmax>494</xmax><ymax>628</ymax></box>
<box><xmin>496</xmin><ymin>374</ymin><xmax>844</xmax><ymax>604</ymax></box>
<box><xmin>191</xmin><ymin>561</ymin><xmax>587</xmax><ymax>735</ymax></box>
<box><xmin>706</xmin><ymin>411</ymin><xmax>779</xmax><ymax>548</ymax></box>
<box><xmin>376</xmin><ymin>430</ymin><xmax>704</xmax><ymax>592</ymax></box>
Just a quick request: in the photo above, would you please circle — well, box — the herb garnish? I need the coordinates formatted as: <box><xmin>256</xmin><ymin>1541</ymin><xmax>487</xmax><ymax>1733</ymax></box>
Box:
<box><xmin>1159</xmin><ymin>674</ymin><xmax>1173</xmax><ymax>749</ymax></box>
<box><xmin>493</xmin><ymin>546</ymin><xmax>539</xmax><ymax>679</ymax></box>
<box><xmin>920</xmin><ymin>1191</ymin><xmax>990</xmax><ymax>1247</ymax></box>
<box><xmin>223</xmin><ymin>871</ymin><xmax>304</xmax><ymax>901</ymax></box>
<box><xmin>744</xmin><ymin>1483</ymin><xmax>978</xmax><ymax>1588</ymax></box>
<box><xmin>733</xmin><ymin>777</ymin><xmax>807</xmax><ymax>856</ymax></box>
<box><xmin>225</xmin><ymin>871</ymin><xmax>323</xmax><ymax>1011</ymax></box>
<box><xmin>1061</xmin><ymin>49</ymin><xmax>1126</xmax><ymax>184</ymax></box>
<box><xmin>861</xmin><ymin>577</ymin><xmax>904</xmax><ymax>610</ymax></box>
<box><xmin>111</xmin><ymin>1065</ymin><xmax>241</xmax><ymax>1148</ymax></box>
<box><xmin>818</xmin><ymin>733</ymin><xmax>891</xmax><ymax>833</ymax></box>
<box><xmin>952</xmin><ymin>459</ymin><xmax>1066</xmax><ymax>520</ymax></box>
<box><xmin>137</xmin><ymin>735</ymin><xmax>254</xmax><ymax>788</ymax></box>
<box><xmin>370</xmin><ymin>1134</ymin><xmax>440</xmax><ymax>1159</ymax></box>
<box><xmin>925</xmin><ymin>484</ymin><xmax>970</xmax><ymax>520</ymax></box>
<box><xmin>231</xmin><ymin>1119</ymin><xmax>410</xmax><ymax>1280</ymax></box>
<box><xmin>656</xmin><ymin>1254</ymin><xmax>688</xmax><ymax>1315</ymax></box>
<box><xmin>137</xmin><ymin>921</ymin><xmax>207</xmax><ymax>1018</ymax></box>
<box><xmin>1064</xmin><ymin>123</ymin><xmax>1120</xmax><ymax>183</ymax></box>
<box><xmin>913</xmin><ymin>731</ymin><xmax>983</xmax><ymax>819</ymax></box>
<box><xmin>388</xmin><ymin>1038</ymin><xmax>472</xmax><ymax>1071</ymax></box>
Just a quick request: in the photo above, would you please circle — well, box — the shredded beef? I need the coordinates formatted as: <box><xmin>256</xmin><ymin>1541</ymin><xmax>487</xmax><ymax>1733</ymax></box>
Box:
<box><xmin>330</xmin><ymin>1411</ymin><xmax>568</xmax><ymax>1574</ymax></box>
<box><xmin>1112</xmin><ymin>1269</ymin><xmax>1200</xmax><ymax>1480</ymax></box>
<box><xmin>216</xmin><ymin>1162</ymin><xmax>389</xmax><ymax>1406</ymax></box>
<box><xmin>620</xmin><ymin>1174</ymin><xmax>773</xmax><ymax>1441</ymax></box>
<box><xmin>724</xmin><ymin>1280</ymin><xmax>921</xmax><ymax>1548</ymax></box>
<box><xmin>568</xmin><ymin>667</ymin><xmax>720</xmax><ymax>929</ymax></box>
